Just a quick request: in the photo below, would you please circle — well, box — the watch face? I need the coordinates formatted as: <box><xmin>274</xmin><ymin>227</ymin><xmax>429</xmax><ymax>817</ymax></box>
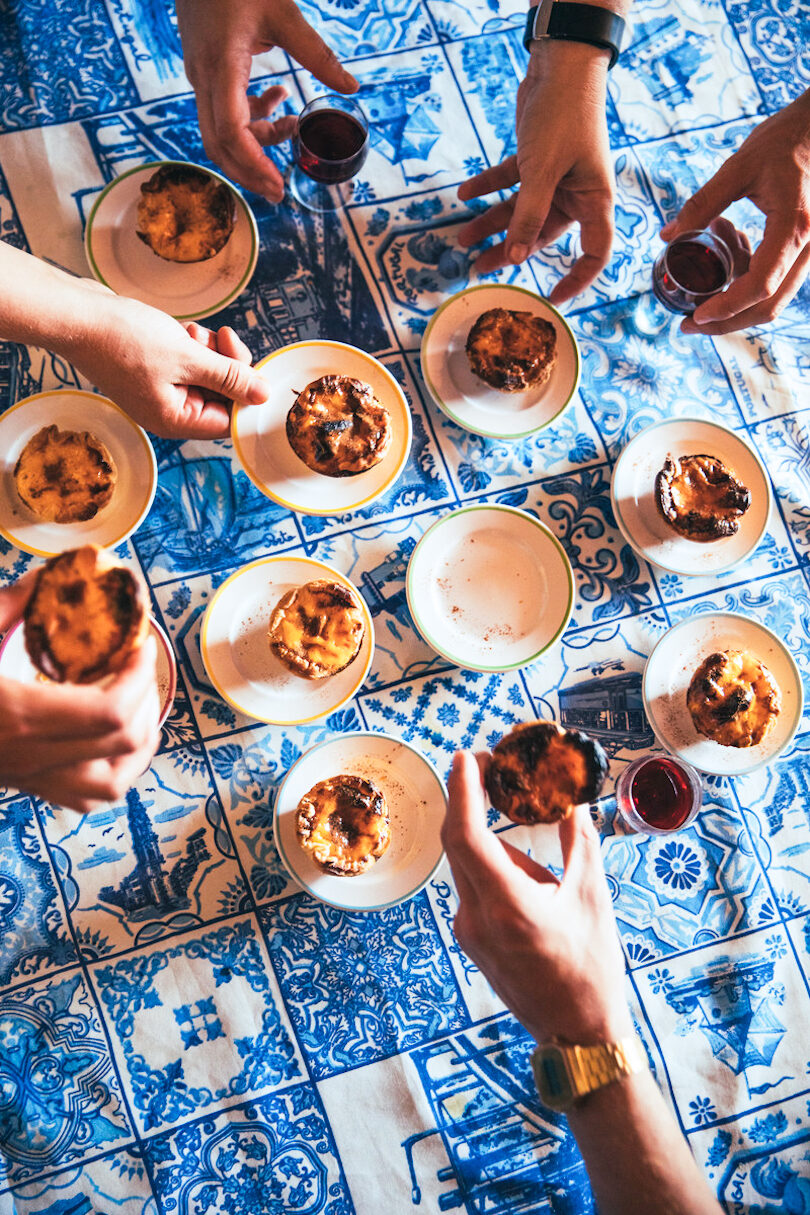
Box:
<box><xmin>533</xmin><ymin>1045</ymin><xmax>575</xmax><ymax>1110</ymax></box>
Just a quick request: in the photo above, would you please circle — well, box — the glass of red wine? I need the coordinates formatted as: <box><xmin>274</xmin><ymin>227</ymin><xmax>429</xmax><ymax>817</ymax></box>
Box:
<box><xmin>615</xmin><ymin>754</ymin><xmax>703</xmax><ymax>835</ymax></box>
<box><xmin>290</xmin><ymin>93</ymin><xmax>369</xmax><ymax>213</ymax></box>
<box><xmin>652</xmin><ymin>228</ymin><xmax>734</xmax><ymax>315</ymax></box>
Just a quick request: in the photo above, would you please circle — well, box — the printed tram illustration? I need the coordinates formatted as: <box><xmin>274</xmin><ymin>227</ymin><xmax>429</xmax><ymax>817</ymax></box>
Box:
<box><xmin>558</xmin><ymin>666</ymin><xmax>653</xmax><ymax>749</ymax></box>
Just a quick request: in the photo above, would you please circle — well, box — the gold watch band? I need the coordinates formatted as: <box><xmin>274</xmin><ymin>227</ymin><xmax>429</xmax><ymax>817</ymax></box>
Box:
<box><xmin>531</xmin><ymin>1034</ymin><xmax>647</xmax><ymax>1111</ymax></box>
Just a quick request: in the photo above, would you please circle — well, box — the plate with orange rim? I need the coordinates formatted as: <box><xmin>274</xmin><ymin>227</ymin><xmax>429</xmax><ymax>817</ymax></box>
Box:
<box><xmin>231</xmin><ymin>340</ymin><xmax>412</xmax><ymax>516</ymax></box>
<box><xmin>84</xmin><ymin>160</ymin><xmax>259</xmax><ymax>322</ymax></box>
<box><xmin>200</xmin><ymin>555</ymin><xmax>374</xmax><ymax>725</ymax></box>
<box><xmin>0</xmin><ymin>615</ymin><xmax>177</xmax><ymax>727</ymax></box>
<box><xmin>273</xmin><ymin>731</ymin><xmax>447</xmax><ymax>911</ymax></box>
<box><xmin>0</xmin><ymin>390</ymin><xmax>157</xmax><ymax>557</ymax></box>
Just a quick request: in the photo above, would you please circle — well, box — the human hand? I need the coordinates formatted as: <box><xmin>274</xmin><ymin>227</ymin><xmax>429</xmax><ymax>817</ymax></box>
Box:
<box><xmin>65</xmin><ymin>286</ymin><xmax>270</xmax><ymax>439</ymax></box>
<box><xmin>457</xmin><ymin>42</ymin><xmax>615</xmax><ymax>305</ymax></box>
<box><xmin>443</xmin><ymin>751</ymin><xmax>632</xmax><ymax>1045</ymax></box>
<box><xmin>662</xmin><ymin>89</ymin><xmax>810</xmax><ymax>335</ymax></box>
<box><xmin>0</xmin><ymin>575</ymin><xmax>161</xmax><ymax>813</ymax></box>
<box><xmin>176</xmin><ymin>0</ymin><xmax>358</xmax><ymax>201</ymax></box>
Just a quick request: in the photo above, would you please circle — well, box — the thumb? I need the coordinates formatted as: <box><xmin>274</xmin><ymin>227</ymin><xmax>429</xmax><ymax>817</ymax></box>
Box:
<box><xmin>188</xmin><ymin>347</ymin><xmax>270</xmax><ymax>404</ymax></box>
<box><xmin>661</xmin><ymin>160</ymin><xmax>743</xmax><ymax>241</ymax></box>
<box><xmin>0</xmin><ymin>568</ymin><xmax>39</xmax><ymax>632</ymax></box>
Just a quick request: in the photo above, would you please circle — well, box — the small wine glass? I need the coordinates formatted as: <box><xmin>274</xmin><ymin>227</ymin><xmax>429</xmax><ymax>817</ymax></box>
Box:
<box><xmin>652</xmin><ymin>228</ymin><xmax>734</xmax><ymax>315</ymax></box>
<box><xmin>290</xmin><ymin>94</ymin><xmax>369</xmax><ymax>213</ymax></box>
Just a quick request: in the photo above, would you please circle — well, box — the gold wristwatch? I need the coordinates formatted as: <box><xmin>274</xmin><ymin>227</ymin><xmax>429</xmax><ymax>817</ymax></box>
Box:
<box><xmin>531</xmin><ymin>1034</ymin><xmax>647</xmax><ymax>1111</ymax></box>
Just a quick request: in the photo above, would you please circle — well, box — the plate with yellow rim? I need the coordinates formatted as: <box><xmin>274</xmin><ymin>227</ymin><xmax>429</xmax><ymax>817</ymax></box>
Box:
<box><xmin>0</xmin><ymin>390</ymin><xmax>157</xmax><ymax>557</ymax></box>
<box><xmin>84</xmin><ymin>160</ymin><xmax>258</xmax><ymax>322</ymax></box>
<box><xmin>200</xmin><ymin>555</ymin><xmax>374</xmax><ymax>725</ymax></box>
<box><xmin>274</xmin><ymin>731</ymin><xmax>447</xmax><ymax>911</ymax></box>
<box><xmin>406</xmin><ymin>504</ymin><xmax>574</xmax><ymax>673</ymax></box>
<box><xmin>0</xmin><ymin>616</ymin><xmax>177</xmax><ymax>727</ymax></box>
<box><xmin>420</xmin><ymin>284</ymin><xmax>580</xmax><ymax>440</ymax></box>
<box><xmin>231</xmin><ymin>340</ymin><xmax>412</xmax><ymax>516</ymax></box>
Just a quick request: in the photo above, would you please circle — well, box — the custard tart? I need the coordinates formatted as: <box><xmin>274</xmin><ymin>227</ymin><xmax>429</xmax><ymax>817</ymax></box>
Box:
<box><xmin>268</xmin><ymin>579</ymin><xmax>365</xmax><ymax>680</ymax></box>
<box><xmin>286</xmin><ymin>375</ymin><xmax>392</xmax><ymax>477</ymax></box>
<box><xmin>14</xmin><ymin>425</ymin><xmax>116</xmax><ymax>523</ymax></box>
<box><xmin>485</xmin><ymin>720</ymin><xmax>609</xmax><ymax>824</ymax></box>
<box><xmin>466</xmin><ymin>308</ymin><xmax>557</xmax><ymax>393</ymax></box>
<box><xmin>296</xmin><ymin>775</ymin><xmax>391</xmax><ymax>876</ymax></box>
<box><xmin>23</xmin><ymin>544</ymin><xmax>150</xmax><ymax>683</ymax></box>
<box><xmin>687</xmin><ymin>649</ymin><xmax>780</xmax><ymax>748</ymax></box>
<box><xmin>655</xmin><ymin>453</ymin><xmax>750</xmax><ymax>542</ymax></box>
<box><xmin>136</xmin><ymin>164</ymin><xmax>235</xmax><ymax>263</ymax></box>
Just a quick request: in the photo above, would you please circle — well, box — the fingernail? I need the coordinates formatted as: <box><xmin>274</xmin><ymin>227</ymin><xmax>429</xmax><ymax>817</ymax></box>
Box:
<box><xmin>509</xmin><ymin>243</ymin><xmax>529</xmax><ymax>264</ymax></box>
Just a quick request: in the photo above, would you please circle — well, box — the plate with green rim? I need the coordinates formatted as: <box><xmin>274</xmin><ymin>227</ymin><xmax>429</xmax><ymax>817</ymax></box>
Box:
<box><xmin>84</xmin><ymin>160</ymin><xmax>258</xmax><ymax>322</ymax></box>
<box><xmin>420</xmin><ymin>284</ymin><xmax>580</xmax><ymax>440</ymax></box>
<box><xmin>406</xmin><ymin>504</ymin><xmax>574</xmax><ymax>673</ymax></box>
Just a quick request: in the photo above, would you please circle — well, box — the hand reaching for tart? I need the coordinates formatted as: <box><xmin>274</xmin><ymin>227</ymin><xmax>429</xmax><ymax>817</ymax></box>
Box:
<box><xmin>0</xmin><ymin>551</ymin><xmax>161</xmax><ymax>812</ymax></box>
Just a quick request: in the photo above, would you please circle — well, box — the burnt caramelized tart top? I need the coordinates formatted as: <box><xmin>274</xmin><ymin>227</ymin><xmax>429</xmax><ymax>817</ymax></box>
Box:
<box><xmin>485</xmin><ymin>721</ymin><xmax>609</xmax><ymax>824</ymax></box>
<box><xmin>14</xmin><ymin>425</ymin><xmax>116</xmax><ymax>523</ymax></box>
<box><xmin>687</xmin><ymin>649</ymin><xmax>781</xmax><ymax>748</ymax></box>
<box><xmin>268</xmin><ymin>579</ymin><xmax>365</xmax><ymax>680</ymax></box>
<box><xmin>136</xmin><ymin>164</ymin><xmax>235</xmax><ymax>263</ymax></box>
<box><xmin>23</xmin><ymin>544</ymin><xmax>149</xmax><ymax>684</ymax></box>
<box><xmin>286</xmin><ymin>375</ymin><xmax>392</xmax><ymax>477</ymax></box>
<box><xmin>296</xmin><ymin>775</ymin><xmax>391</xmax><ymax>876</ymax></box>
<box><xmin>465</xmin><ymin>307</ymin><xmax>558</xmax><ymax>393</ymax></box>
<box><xmin>655</xmin><ymin>453</ymin><xmax>751</xmax><ymax>542</ymax></box>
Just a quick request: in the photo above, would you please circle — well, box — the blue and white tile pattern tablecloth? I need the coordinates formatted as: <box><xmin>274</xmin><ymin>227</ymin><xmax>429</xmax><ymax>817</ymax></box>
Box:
<box><xmin>2</xmin><ymin>0</ymin><xmax>810</xmax><ymax>1211</ymax></box>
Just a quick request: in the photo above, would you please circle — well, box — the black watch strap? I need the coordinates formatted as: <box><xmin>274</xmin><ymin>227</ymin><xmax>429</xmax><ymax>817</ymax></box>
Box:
<box><xmin>523</xmin><ymin>1</ymin><xmax>625</xmax><ymax>68</ymax></box>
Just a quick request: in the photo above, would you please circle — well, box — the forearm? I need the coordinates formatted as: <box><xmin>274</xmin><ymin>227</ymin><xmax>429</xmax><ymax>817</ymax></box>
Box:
<box><xmin>567</xmin><ymin>1068</ymin><xmax>722</xmax><ymax>1215</ymax></box>
<box><xmin>0</xmin><ymin>242</ymin><xmax>101</xmax><ymax>360</ymax></box>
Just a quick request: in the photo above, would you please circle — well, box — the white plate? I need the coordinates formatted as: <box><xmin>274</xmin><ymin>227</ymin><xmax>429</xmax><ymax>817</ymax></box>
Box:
<box><xmin>406</xmin><ymin>505</ymin><xmax>574</xmax><ymax>672</ymax></box>
<box><xmin>200</xmin><ymin>555</ymin><xmax>374</xmax><ymax>725</ymax></box>
<box><xmin>232</xmin><ymin>341</ymin><xmax>412</xmax><ymax>516</ymax></box>
<box><xmin>274</xmin><ymin>731</ymin><xmax>447</xmax><ymax>910</ymax></box>
<box><xmin>420</xmin><ymin>284</ymin><xmax>580</xmax><ymax>439</ymax></box>
<box><xmin>0</xmin><ymin>616</ymin><xmax>177</xmax><ymax>726</ymax></box>
<box><xmin>0</xmin><ymin>391</ymin><xmax>157</xmax><ymax>557</ymax></box>
<box><xmin>642</xmin><ymin>612</ymin><xmax>803</xmax><ymax>776</ymax></box>
<box><xmin>611</xmin><ymin>419</ymin><xmax>772</xmax><ymax>577</ymax></box>
<box><xmin>84</xmin><ymin>161</ymin><xmax>258</xmax><ymax>322</ymax></box>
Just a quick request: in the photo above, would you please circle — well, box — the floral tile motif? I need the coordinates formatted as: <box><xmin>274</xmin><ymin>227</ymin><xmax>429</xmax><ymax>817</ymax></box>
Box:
<box><xmin>724</xmin><ymin>0</ymin><xmax>810</xmax><ymax>110</ymax></box>
<box><xmin>359</xmin><ymin>667</ymin><xmax>532</xmax><ymax>782</ymax></box>
<box><xmin>748</xmin><ymin>412</ymin><xmax>810</xmax><ymax>564</ymax></box>
<box><xmin>132</xmin><ymin>442</ymin><xmax>302</xmax><ymax>584</ymax></box>
<box><xmin>521</xmin><ymin>609</ymin><xmax>667</xmax><ymax>759</ymax></box>
<box><xmin>206</xmin><ymin>727</ymin><xmax>299</xmax><ymax>909</ymax></box>
<box><xmin>665</xmin><ymin>570</ymin><xmax>810</xmax><ymax>734</ymax></box>
<box><xmin>636</xmin><ymin>930</ymin><xmax>810</xmax><ymax>1131</ymax></box>
<box><xmin>0</xmin><ymin>797</ymin><xmax>76</xmax><ymax>988</ymax></box>
<box><xmin>298</xmin><ymin>357</ymin><xmax>453</xmax><ymax>541</ymax></box>
<box><xmin>735</xmin><ymin>733</ymin><xmax>810</xmax><ymax>918</ymax></box>
<box><xmin>651</xmin><ymin>517</ymin><xmax>797</xmax><ymax>607</ymax></box>
<box><xmin>605</xmin><ymin>790</ymin><xmax>769</xmax><ymax>962</ymax></box>
<box><xmin>43</xmin><ymin>748</ymin><xmax>247</xmax><ymax>959</ymax></box>
<box><xmin>609</xmin><ymin>0</ymin><xmax>760</xmax><ymax>144</ymax></box>
<box><xmin>426</xmin><ymin>0</ymin><xmax>525</xmax><ymax>40</ymax></box>
<box><xmin>690</xmin><ymin>1088</ymin><xmax>810</xmax><ymax>1212</ymax></box>
<box><xmin>0</xmin><ymin>1</ymin><xmax>138</xmax><ymax>130</ymax></box>
<box><xmin>573</xmin><ymin>295</ymin><xmax>746</xmax><ymax>461</ymax></box>
<box><xmin>144</xmin><ymin>1087</ymin><xmax>351</xmax><ymax>1215</ymax></box>
<box><xmin>259</xmin><ymin>894</ymin><xmax>468</xmax><ymax>1079</ymax></box>
<box><xmin>92</xmin><ymin>917</ymin><xmax>302</xmax><ymax>1135</ymax></box>
<box><xmin>0</xmin><ymin>973</ymin><xmax>132</xmax><ymax>1187</ymax></box>
<box><xmin>6</xmin><ymin>1149</ymin><xmax>154</xmax><ymax>1215</ymax></box>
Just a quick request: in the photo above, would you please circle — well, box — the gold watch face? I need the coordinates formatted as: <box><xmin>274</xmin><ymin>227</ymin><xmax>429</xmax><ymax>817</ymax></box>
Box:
<box><xmin>532</xmin><ymin>1043</ymin><xmax>577</xmax><ymax>1111</ymax></box>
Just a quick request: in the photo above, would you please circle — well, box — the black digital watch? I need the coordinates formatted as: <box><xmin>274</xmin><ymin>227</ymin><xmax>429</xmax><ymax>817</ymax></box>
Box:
<box><xmin>523</xmin><ymin>0</ymin><xmax>625</xmax><ymax>68</ymax></box>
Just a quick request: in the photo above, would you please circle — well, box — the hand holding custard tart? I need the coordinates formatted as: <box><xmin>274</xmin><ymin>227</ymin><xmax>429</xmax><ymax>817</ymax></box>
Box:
<box><xmin>485</xmin><ymin>721</ymin><xmax>609</xmax><ymax>824</ymax></box>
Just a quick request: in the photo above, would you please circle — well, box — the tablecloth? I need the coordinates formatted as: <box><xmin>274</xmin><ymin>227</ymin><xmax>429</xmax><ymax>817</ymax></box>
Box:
<box><xmin>2</xmin><ymin>0</ymin><xmax>810</xmax><ymax>1211</ymax></box>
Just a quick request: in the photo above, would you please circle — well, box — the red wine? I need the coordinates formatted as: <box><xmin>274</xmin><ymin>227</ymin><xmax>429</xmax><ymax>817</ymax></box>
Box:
<box><xmin>295</xmin><ymin>109</ymin><xmax>368</xmax><ymax>184</ymax></box>
<box><xmin>665</xmin><ymin>241</ymin><xmax>728</xmax><ymax>294</ymax></box>
<box><xmin>629</xmin><ymin>757</ymin><xmax>693</xmax><ymax>831</ymax></box>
